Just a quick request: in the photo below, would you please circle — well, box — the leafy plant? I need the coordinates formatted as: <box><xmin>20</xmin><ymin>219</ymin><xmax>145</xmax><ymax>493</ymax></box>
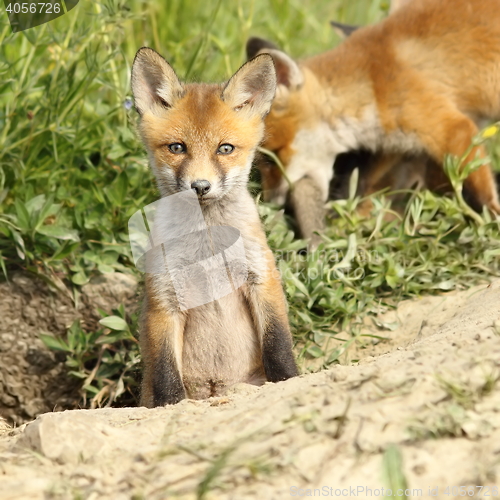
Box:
<box><xmin>40</xmin><ymin>304</ymin><xmax>140</xmax><ymax>408</ymax></box>
<box><xmin>0</xmin><ymin>1</ymin><xmax>153</xmax><ymax>287</ymax></box>
<box><xmin>265</xmin><ymin>130</ymin><xmax>500</xmax><ymax>371</ymax></box>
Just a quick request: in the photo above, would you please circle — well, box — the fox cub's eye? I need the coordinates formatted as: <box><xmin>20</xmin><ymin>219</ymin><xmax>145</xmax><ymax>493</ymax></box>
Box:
<box><xmin>217</xmin><ymin>144</ymin><xmax>234</xmax><ymax>155</ymax></box>
<box><xmin>168</xmin><ymin>143</ymin><xmax>186</xmax><ymax>154</ymax></box>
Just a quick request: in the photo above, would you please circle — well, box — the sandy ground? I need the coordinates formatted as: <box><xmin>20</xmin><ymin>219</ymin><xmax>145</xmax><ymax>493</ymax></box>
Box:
<box><xmin>1</xmin><ymin>280</ymin><xmax>500</xmax><ymax>499</ymax></box>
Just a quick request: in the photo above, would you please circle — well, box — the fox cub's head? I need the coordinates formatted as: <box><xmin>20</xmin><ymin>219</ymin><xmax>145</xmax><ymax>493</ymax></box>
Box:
<box><xmin>131</xmin><ymin>48</ymin><xmax>276</xmax><ymax>203</ymax></box>
<box><xmin>246</xmin><ymin>38</ymin><xmax>319</xmax><ymax>205</ymax></box>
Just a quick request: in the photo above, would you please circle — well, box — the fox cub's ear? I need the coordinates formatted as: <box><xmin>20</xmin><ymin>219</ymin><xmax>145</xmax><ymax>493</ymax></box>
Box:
<box><xmin>246</xmin><ymin>37</ymin><xmax>280</xmax><ymax>60</ymax></box>
<box><xmin>257</xmin><ymin>48</ymin><xmax>303</xmax><ymax>91</ymax></box>
<box><xmin>329</xmin><ymin>20</ymin><xmax>359</xmax><ymax>39</ymax></box>
<box><xmin>131</xmin><ymin>47</ymin><xmax>184</xmax><ymax>115</ymax></box>
<box><xmin>222</xmin><ymin>54</ymin><xmax>277</xmax><ymax>117</ymax></box>
<box><xmin>245</xmin><ymin>37</ymin><xmax>303</xmax><ymax>91</ymax></box>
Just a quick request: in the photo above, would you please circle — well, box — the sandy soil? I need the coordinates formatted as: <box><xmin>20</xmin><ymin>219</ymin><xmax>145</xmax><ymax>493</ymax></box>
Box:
<box><xmin>1</xmin><ymin>279</ymin><xmax>499</xmax><ymax>499</ymax></box>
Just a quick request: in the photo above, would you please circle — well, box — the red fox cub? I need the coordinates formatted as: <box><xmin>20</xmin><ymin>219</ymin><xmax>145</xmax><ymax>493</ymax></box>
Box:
<box><xmin>131</xmin><ymin>48</ymin><xmax>298</xmax><ymax>407</ymax></box>
<box><xmin>249</xmin><ymin>0</ymin><xmax>500</xmax><ymax>241</ymax></box>
<box><xmin>329</xmin><ymin>1</ymin><xmax>458</xmax><ymax>215</ymax></box>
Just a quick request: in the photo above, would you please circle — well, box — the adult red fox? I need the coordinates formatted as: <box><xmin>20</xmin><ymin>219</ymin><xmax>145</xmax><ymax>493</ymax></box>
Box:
<box><xmin>131</xmin><ymin>48</ymin><xmax>298</xmax><ymax>407</ymax></box>
<box><xmin>248</xmin><ymin>0</ymin><xmax>500</xmax><ymax>242</ymax></box>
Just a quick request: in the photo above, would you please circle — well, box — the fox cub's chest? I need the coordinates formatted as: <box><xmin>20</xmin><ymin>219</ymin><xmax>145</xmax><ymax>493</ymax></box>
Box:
<box><xmin>181</xmin><ymin>289</ymin><xmax>265</xmax><ymax>399</ymax></box>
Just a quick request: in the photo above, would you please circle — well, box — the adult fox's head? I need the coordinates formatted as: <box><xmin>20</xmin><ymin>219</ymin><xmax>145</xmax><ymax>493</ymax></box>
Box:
<box><xmin>131</xmin><ymin>48</ymin><xmax>276</xmax><ymax>204</ymax></box>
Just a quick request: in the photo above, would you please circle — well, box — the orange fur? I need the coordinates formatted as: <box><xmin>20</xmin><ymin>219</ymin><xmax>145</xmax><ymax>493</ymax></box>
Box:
<box><xmin>253</xmin><ymin>0</ymin><xmax>500</xmax><ymax>228</ymax></box>
<box><xmin>131</xmin><ymin>48</ymin><xmax>298</xmax><ymax>407</ymax></box>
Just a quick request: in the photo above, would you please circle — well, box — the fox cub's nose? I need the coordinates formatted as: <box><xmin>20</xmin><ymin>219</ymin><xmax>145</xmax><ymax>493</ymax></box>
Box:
<box><xmin>191</xmin><ymin>180</ymin><xmax>211</xmax><ymax>196</ymax></box>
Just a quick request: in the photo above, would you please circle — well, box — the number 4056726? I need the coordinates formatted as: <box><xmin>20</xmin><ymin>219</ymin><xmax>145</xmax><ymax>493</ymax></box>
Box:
<box><xmin>6</xmin><ymin>3</ymin><xmax>61</xmax><ymax>14</ymax></box>
<box><xmin>443</xmin><ymin>485</ymin><xmax>499</xmax><ymax>497</ymax></box>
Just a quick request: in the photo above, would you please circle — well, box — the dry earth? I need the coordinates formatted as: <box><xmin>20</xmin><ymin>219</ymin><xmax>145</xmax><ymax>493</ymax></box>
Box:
<box><xmin>1</xmin><ymin>279</ymin><xmax>500</xmax><ymax>499</ymax></box>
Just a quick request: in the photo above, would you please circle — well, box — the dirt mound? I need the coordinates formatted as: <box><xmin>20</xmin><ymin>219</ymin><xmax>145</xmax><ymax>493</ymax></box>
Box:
<box><xmin>1</xmin><ymin>281</ymin><xmax>499</xmax><ymax>499</ymax></box>
<box><xmin>0</xmin><ymin>272</ymin><xmax>138</xmax><ymax>425</ymax></box>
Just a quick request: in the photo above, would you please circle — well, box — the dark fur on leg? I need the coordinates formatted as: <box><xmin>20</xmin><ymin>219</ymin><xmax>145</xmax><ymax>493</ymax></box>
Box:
<box><xmin>262</xmin><ymin>313</ymin><xmax>299</xmax><ymax>382</ymax></box>
<box><xmin>152</xmin><ymin>340</ymin><xmax>186</xmax><ymax>406</ymax></box>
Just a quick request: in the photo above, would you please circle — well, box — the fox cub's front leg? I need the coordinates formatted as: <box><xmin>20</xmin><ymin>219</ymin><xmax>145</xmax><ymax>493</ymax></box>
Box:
<box><xmin>287</xmin><ymin>176</ymin><xmax>325</xmax><ymax>250</ymax></box>
<box><xmin>140</xmin><ymin>291</ymin><xmax>186</xmax><ymax>407</ymax></box>
<box><xmin>250</xmin><ymin>249</ymin><xmax>299</xmax><ymax>381</ymax></box>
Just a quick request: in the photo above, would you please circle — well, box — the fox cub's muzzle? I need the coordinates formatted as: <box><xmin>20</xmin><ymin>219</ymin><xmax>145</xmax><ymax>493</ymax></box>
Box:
<box><xmin>191</xmin><ymin>180</ymin><xmax>211</xmax><ymax>196</ymax></box>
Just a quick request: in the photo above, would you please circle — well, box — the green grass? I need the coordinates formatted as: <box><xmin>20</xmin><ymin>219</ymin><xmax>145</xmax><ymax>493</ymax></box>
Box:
<box><xmin>1</xmin><ymin>0</ymin><xmax>500</xmax><ymax>408</ymax></box>
<box><xmin>383</xmin><ymin>445</ymin><xmax>408</xmax><ymax>499</ymax></box>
